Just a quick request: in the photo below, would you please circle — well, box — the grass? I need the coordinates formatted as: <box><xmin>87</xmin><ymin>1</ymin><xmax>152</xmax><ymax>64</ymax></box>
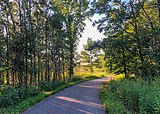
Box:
<box><xmin>0</xmin><ymin>75</ymin><xmax>102</xmax><ymax>114</ymax></box>
<box><xmin>74</xmin><ymin>68</ymin><xmax>111</xmax><ymax>78</ymax></box>
<box><xmin>99</xmin><ymin>75</ymin><xmax>160</xmax><ymax>114</ymax></box>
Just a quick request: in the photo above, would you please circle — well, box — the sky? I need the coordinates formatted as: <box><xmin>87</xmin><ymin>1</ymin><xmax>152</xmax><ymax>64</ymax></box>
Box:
<box><xmin>77</xmin><ymin>14</ymin><xmax>105</xmax><ymax>53</ymax></box>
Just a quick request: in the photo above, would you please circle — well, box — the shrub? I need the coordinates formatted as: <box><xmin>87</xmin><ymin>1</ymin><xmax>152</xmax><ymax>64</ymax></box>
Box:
<box><xmin>16</xmin><ymin>86</ymin><xmax>40</xmax><ymax>100</ymax></box>
<box><xmin>0</xmin><ymin>86</ymin><xmax>19</xmax><ymax>108</ymax></box>
<box><xmin>72</xmin><ymin>76</ymin><xmax>82</xmax><ymax>81</ymax></box>
<box><xmin>0</xmin><ymin>85</ymin><xmax>41</xmax><ymax>108</ymax></box>
<box><xmin>99</xmin><ymin>84</ymin><xmax>130</xmax><ymax>114</ymax></box>
<box><xmin>139</xmin><ymin>86</ymin><xmax>160</xmax><ymax>114</ymax></box>
<box><xmin>116</xmin><ymin>80</ymin><xmax>141</xmax><ymax>113</ymax></box>
<box><xmin>100</xmin><ymin>78</ymin><xmax>160</xmax><ymax>114</ymax></box>
<box><xmin>39</xmin><ymin>81</ymin><xmax>64</xmax><ymax>91</ymax></box>
<box><xmin>16</xmin><ymin>87</ymin><xmax>29</xmax><ymax>100</ymax></box>
<box><xmin>27</xmin><ymin>86</ymin><xmax>41</xmax><ymax>96</ymax></box>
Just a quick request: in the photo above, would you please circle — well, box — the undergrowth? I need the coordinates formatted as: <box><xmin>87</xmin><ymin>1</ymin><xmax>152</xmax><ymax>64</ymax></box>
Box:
<box><xmin>0</xmin><ymin>75</ymin><xmax>100</xmax><ymax>114</ymax></box>
<box><xmin>100</xmin><ymin>77</ymin><xmax>160</xmax><ymax>114</ymax></box>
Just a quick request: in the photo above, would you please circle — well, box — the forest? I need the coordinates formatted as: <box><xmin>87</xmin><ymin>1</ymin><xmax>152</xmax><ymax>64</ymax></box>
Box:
<box><xmin>0</xmin><ymin>0</ymin><xmax>160</xmax><ymax>113</ymax></box>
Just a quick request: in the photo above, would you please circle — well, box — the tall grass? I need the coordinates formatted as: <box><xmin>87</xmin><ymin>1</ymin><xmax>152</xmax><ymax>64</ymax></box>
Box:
<box><xmin>100</xmin><ymin>78</ymin><xmax>160</xmax><ymax>114</ymax></box>
<box><xmin>74</xmin><ymin>67</ymin><xmax>112</xmax><ymax>78</ymax></box>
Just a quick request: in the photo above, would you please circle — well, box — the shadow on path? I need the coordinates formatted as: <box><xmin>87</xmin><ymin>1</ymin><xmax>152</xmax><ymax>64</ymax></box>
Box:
<box><xmin>23</xmin><ymin>78</ymin><xmax>109</xmax><ymax>114</ymax></box>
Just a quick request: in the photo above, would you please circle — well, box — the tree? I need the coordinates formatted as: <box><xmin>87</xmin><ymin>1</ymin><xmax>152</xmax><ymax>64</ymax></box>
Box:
<box><xmin>0</xmin><ymin>0</ymin><xmax>89</xmax><ymax>86</ymax></box>
<box><xmin>80</xmin><ymin>38</ymin><xmax>100</xmax><ymax>73</ymax></box>
<box><xmin>91</xmin><ymin>0</ymin><xmax>160</xmax><ymax>81</ymax></box>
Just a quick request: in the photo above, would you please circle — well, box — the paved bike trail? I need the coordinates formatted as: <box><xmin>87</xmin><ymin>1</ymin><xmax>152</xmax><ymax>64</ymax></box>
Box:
<box><xmin>23</xmin><ymin>78</ymin><xmax>109</xmax><ymax>114</ymax></box>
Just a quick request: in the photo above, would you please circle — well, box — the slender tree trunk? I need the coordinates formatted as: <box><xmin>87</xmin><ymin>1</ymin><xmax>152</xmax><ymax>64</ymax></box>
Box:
<box><xmin>90</xmin><ymin>51</ymin><xmax>93</xmax><ymax>74</ymax></box>
<box><xmin>34</xmin><ymin>46</ymin><xmax>36</xmax><ymax>83</ymax></box>
<box><xmin>37</xmin><ymin>42</ymin><xmax>40</xmax><ymax>84</ymax></box>
<box><xmin>122</xmin><ymin>47</ymin><xmax>127</xmax><ymax>78</ymax></box>
<box><xmin>7</xmin><ymin>0</ymin><xmax>17</xmax><ymax>86</ymax></box>
<box><xmin>0</xmin><ymin>61</ymin><xmax>3</xmax><ymax>85</ymax></box>
<box><xmin>35</xmin><ymin>2</ymin><xmax>40</xmax><ymax>84</ymax></box>
<box><xmin>52</xmin><ymin>45</ymin><xmax>57</xmax><ymax>82</ymax></box>
<box><xmin>158</xmin><ymin>0</ymin><xmax>160</xmax><ymax>21</ymax></box>
<box><xmin>28</xmin><ymin>0</ymin><xmax>33</xmax><ymax>85</ymax></box>
<box><xmin>40</xmin><ymin>39</ymin><xmax>43</xmax><ymax>81</ymax></box>
<box><xmin>62</xmin><ymin>49</ymin><xmax>65</xmax><ymax>81</ymax></box>
<box><xmin>45</xmin><ymin>21</ymin><xmax>48</xmax><ymax>81</ymax></box>
<box><xmin>69</xmin><ymin>42</ymin><xmax>74</xmax><ymax>79</ymax></box>
<box><xmin>17</xmin><ymin>0</ymin><xmax>23</xmax><ymax>86</ymax></box>
<box><xmin>22</xmin><ymin>0</ymin><xmax>28</xmax><ymax>86</ymax></box>
<box><xmin>57</xmin><ymin>49</ymin><xmax>61</xmax><ymax>81</ymax></box>
<box><xmin>6</xmin><ymin>13</ymin><xmax>10</xmax><ymax>85</ymax></box>
<box><xmin>47</xmin><ymin>43</ymin><xmax>50</xmax><ymax>81</ymax></box>
<box><xmin>67</xmin><ymin>17</ymin><xmax>74</xmax><ymax>79</ymax></box>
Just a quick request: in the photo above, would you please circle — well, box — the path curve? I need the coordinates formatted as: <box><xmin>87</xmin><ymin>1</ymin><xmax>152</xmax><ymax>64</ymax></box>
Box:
<box><xmin>24</xmin><ymin>78</ymin><xmax>109</xmax><ymax>114</ymax></box>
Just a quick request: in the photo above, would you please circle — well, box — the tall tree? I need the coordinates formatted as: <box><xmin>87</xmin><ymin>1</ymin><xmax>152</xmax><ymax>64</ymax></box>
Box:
<box><xmin>91</xmin><ymin>0</ymin><xmax>160</xmax><ymax>81</ymax></box>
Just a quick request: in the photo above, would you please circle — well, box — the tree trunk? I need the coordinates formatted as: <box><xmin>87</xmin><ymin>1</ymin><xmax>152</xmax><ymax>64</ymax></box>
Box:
<box><xmin>45</xmin><ymin>21</ymin><xmax>49</xmax><ymax>81</ymax></box>
<box><xmin>17</xmin><ymin>0</ymin><xmax>23</xmax><ymax>86</ymax></box>
<box><xmin>158</xmin><ymin>0</ymin><xmax>160</xmax><ymax>21</ymax></box>
<box><xmin>122</xmin><ymin>47</ymin><xmax>128</xmax><ymax>78</ymax></box>
<box><xmin>69</xmin><ymin>41</ymin><xmax>74</xmax><ymax>79</ymax></box>
<box><xmin>6</xmin><ymin>13</ymin><xmax>10</xmax><ymax>85</ymax></box>
<box><xmin>22</xmin><ymin>0</ymin><xmax>28</xmax><ymax>86</ymax></box>
<box><xmin>28</xmin><ymin>0</ymin><xmax>33</xmax><ymax>85</ymax></box>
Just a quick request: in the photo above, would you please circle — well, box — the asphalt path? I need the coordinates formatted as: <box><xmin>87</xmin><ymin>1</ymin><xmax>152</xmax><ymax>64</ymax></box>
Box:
<box><xmin>23</xmin><ymin>78</ymin><xmax>109</xmax><ymax>114</ymax></box>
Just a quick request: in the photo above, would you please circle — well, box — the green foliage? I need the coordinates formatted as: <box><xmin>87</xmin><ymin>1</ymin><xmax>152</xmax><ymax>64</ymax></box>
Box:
<box><xmin>0</xmin><ymin>67</ymin><xmax>8</xmax><ymax>73</ymax></box>
<box><xmin>0</xmin><ymin>76</ymin><xmax>97</xmax><ymax>114</ymax></box>
<box><xmin>79</xmin><ymin>38</ymin><xmax>102</xmax><ymax>73</ymax></box>
<box><xmin>39</xmin><ymin>81</ymin><xmax>65</xmax><ymax>91</ymax></box>
<box><xmin>0</xmin><ymin>0</ymin><xmax>89</xmax><ymax>87</ymax></box>
<box><xmin>72</xmin><ymin>76</ymin><xmax>82</xmax><ymax>82</ymax></box>
<box><xmin>139</xmin><ymin>85</ymin><xmax>160</xmax><ymax>114</ymax></box>
<box><xmin>0</xmin><ymin>86</ymin><xmax>19</xmax><ymax>108</ymax></box>
<box><xmin>0</xmin><ymin>86</ymin><xmax>40</xmax><ymax>108</ymax></box>
<box><xmin>74</xmin><ymin>67</ymin><xmax>107</xmax><ymax>78</ymax></box>
<box><xmin>99</xmin><ymin>84</ymin><xmax>129</xmax><ymax>114</ymax></box>
<box><xmin>17</xmin><ymin>86</ymin><xmax>40</xmax><ymax>99</ymax></box>
<box><xmin>91</xmin><ymin>0</ymin><xmax>160</xmax><ymax>80</ymax></box>
<box><xmin>100</xmin><ymin>78</ymin><xmax>160</xmax><ymax>114</ymax></box>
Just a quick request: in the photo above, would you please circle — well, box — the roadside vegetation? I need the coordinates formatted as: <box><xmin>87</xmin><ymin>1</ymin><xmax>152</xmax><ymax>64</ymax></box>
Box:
<box><xmin>0</xmin><ymin>71</ymin><xmax>105</xmax><ymax>114</ymax></box>
<box><xmin>0</xmin><ymin>0</ymin><xmax>91</xmax><ymax>113</ymax></box>
<box><xmin>1</xmin><ymin>0</ymin><xmax>160</xmax><ymax>114</ymax></box>
<box><xmin>0</xmin><ymin>37</ymin><xmax>106</xmax><ymax>113</ymax></box>
<box><xmin>91</xmin><ymin>0</ymin><xmax>160</xmax><ymax>114</ymax></box>
<box><xmin>100</xmin><ymin>76</ymin><xmax>160</xmax><ymax>114</ymax></box>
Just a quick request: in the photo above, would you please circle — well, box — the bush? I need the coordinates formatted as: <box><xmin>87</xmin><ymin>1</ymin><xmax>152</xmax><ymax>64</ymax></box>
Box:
<box><xmin>107</xmin><ymin>80</ymin><xmax>140</xmax><ymax>112</ymax></box>
<box><xmin>100</xmin><ymin>78</ymin><xmax>160</xmax><ymax>114</ymax></box>
<box><xmin>27</xmin><ymin>86</ymin><xmax>41</xmax><ymax>96</ymax></box>
<box><xmin>16</xmin><ymin>86</ymin><xmax>40</xmax><ymax>100</ymax></box>
<box><xmin>16</xmin><ymin>87</ymin><xmax>29</xmax><ymax>100</ymax></box>
<box><xmin>0</xmin><ymin>85</ymin><xmax>41</xmax><ymax>108</ymax></box>
<box><xmin>39</xmin><ymin>81</ymin><xmax>64</xmax><ymax>91</ymax></box>
<box><xmin>72</xmin><ymin>76</ymin><xmax>82</xmax><ymax>81</ymax></box>
<box><xmin>0</xmin><ymin>86</ymin><xmax>19</xmax><ymax>108</ymax></box>
<box><xmin>99</xmin><ymin>84</ymin><xmax>130</xmax><ymax>114</ymax></box>
<box><xmin>139</xmin><ymin>86</ymin><xmax>160</xmax><ymax>114</ymax></box>
<box><xmin>115</xmin><ymin>80</ymin><xmax>141</xmax><ymax>113</ymax></box>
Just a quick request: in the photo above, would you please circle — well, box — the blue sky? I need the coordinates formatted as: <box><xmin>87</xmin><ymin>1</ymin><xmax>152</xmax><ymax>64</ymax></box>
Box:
<box><xmin>77</xmin><ymin>14</ymin><xmax>105</xmax><ymax>53</ymax></box>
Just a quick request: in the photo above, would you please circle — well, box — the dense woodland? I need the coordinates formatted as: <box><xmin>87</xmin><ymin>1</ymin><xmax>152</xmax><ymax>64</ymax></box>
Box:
<box><xmin>91</xmin><ymin>0</ymin><xmax>160</xmax><ymax>82</ymax></box>
<box><xmin>0</xmin><ymin>0</ymin><xmax>89</xmax><ymax>86</ymax></box>
<box><xmin>91</xmin><ymin>0</ymin><xmax>160</xmax><ymax>113</ymax></box>
<box><xmin>0</xmin><ymin>0</ymin><xmax>160</xmax><ymax>113</ymax></box>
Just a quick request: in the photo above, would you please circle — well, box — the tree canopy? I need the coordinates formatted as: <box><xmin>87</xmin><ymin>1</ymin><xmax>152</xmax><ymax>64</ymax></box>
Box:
<box><xmin>0</xmin><ymin>0</ymin><xmax>89</xmax><ymax>86</ymax></box>
<box><xmin>90</xmin><ymin>0</ymin><xmax>160</xmax><ymax>81</ymax></box>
